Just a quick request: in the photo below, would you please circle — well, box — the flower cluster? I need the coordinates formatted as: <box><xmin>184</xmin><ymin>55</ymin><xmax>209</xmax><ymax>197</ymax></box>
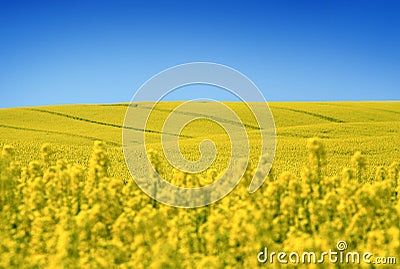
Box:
<box><xmin>0</xmin><ymin>138</ymin><xmax>399</xmax><ymax>268</ymax></box>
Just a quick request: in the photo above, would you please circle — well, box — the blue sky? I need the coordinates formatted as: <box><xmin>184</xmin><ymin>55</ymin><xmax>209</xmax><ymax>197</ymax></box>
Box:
<box><xmin>0</xmin><ymin>0</ymin><xmax>399</xmax><ymax>107</ymax></box>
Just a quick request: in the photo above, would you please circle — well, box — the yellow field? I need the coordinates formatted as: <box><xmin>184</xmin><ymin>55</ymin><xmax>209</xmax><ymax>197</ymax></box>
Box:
<box><xmin>1</xmin><ymin>102</ymin><xmax>399</xmax><ymax>178</ymax></box>
<box><xmin>0</xmin><ymin>101</ymin><xmax>399</xmax><ymax>268</ymax></box>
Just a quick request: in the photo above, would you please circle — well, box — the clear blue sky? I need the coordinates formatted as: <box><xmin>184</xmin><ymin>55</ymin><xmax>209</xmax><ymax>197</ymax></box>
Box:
<box><xmin>0</xmin><ymin>0</ymin><xmax>399</xmax><ymax>108</ymax></box>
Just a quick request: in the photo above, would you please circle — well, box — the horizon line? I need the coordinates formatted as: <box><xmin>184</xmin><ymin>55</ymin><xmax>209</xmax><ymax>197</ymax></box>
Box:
<box><xmin>1</xmin><ymin>99</ymin><xmax>399</xmax><ymax>109</ymax></box>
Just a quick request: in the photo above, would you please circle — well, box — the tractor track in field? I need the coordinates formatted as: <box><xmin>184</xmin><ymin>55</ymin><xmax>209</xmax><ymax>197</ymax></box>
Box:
<box><xmin>271</xmin><ymin>106</ymin><xmax>345</xmax><ymax>123</ymax></box>
<box><xmin>137</xmin><ymin>105</ymin><xmax>263</xmax><ymax>131</ymax></box>
<box><xmin>367</xmin><ymin>107</ymin><xmax>400</xmax><ymax>115</ymax></box>
<box><xmin>25</xmin><ymin>108</ymin><xmax>193</xmax><ymax>138</ymax></box>
<box><xmin>305</xmin><ymin>102</ymin><xmax>400</xmax><ymax>116</ymax></box>
<box><xmin>0</xmin><ymin>124</ymin><xmax>122</xmax><ymax>146</ymax></box>
<box><xmin>101</xmin><ymin>103</ymin><xmax>263</xmax><ymax>130</ymax></box>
